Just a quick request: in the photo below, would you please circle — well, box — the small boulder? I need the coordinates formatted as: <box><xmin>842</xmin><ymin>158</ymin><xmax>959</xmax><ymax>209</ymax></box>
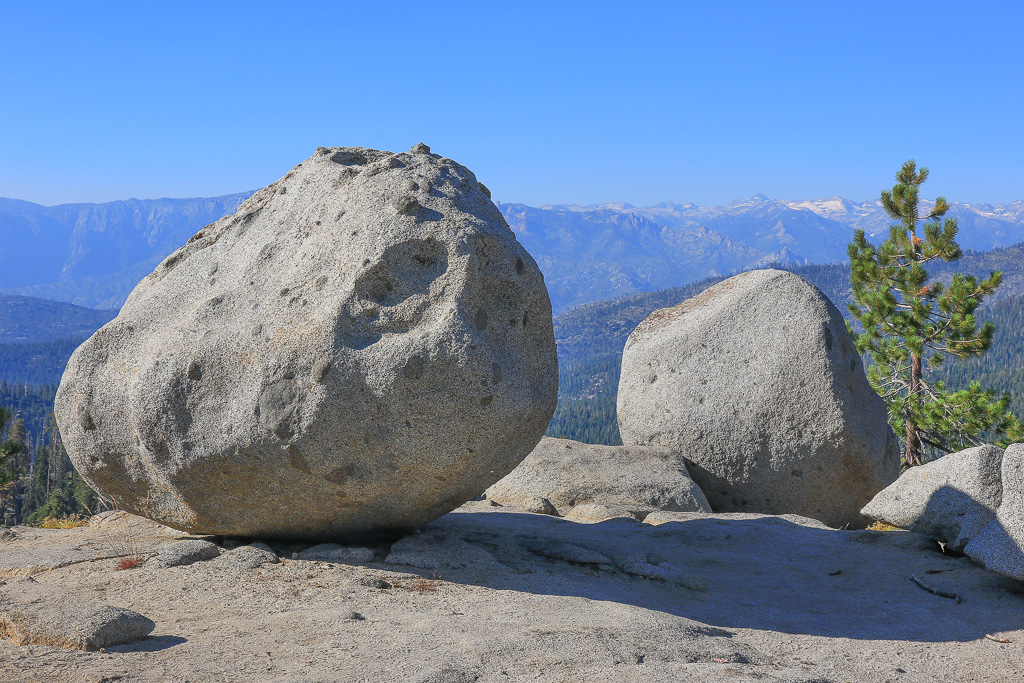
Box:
<box><xmin>861</xmin><ymin>444</ymin><xmax>1003</xmax><ymax>551</ymax></box>
<box><xmin>152</xmin><ymin>539</ymin><xmax>220</xmax><ymax>567</ymax></box>
<box><xmin>485</xmin><ymin>437</ymin><xmax>711</xmax><ymax>517</ymax></box>
<box><xmin>0</xmin><ymin>602</ymin><xmax>154</xmax><ymax>650</ymax></box>
<box><xmin>617</xmin><ymin>269</ymin><xmax>900</xmax><ymax>528</ymax></box>
<box><xmin>356</xmin><ymin>576</ymin><xmax>391</xmax><ymax>589</ymax></box>
<box><xmin>297</xmin><ymin>543</ymin><xmax>375</xmax><ymax>564</ymax></box>
<box><xmin>965</xmin><ymin>444</ymin><xmax>1024</xmax><ymax>580</ymax></box>
<box><xmin>55</xmin><ymin>146</ymin><xmax>557</xmax><ymax>540</ymax></box>
<box><xmin>213</xmin><ymin>544</ymin><xmax>279</xmax><ymax>570</ymax></box>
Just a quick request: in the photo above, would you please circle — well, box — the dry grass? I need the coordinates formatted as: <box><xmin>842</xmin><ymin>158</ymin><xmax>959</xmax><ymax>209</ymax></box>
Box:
<box><xmin>408</xmin><ymin>579</ymin><xmax>441</xmax><ymax>592</ymax></box>
<box><xmin>115</xmin><ymin>556</ymin><xmax>144</xmax><ymax>571</ymax></box>
<box><xmin>866</xmin><ymin>520</ymin><xmax>904</xmax><ymax>532</ymax></box>
<box><xmin>95</xmin><ymin>503</ymin><xmax>146</xmax><ymax>571</ymax></box>
<box><xmin>37</xmin><ymin>514</ymin><xmax>91</xmax><ymax>529</ymax></box>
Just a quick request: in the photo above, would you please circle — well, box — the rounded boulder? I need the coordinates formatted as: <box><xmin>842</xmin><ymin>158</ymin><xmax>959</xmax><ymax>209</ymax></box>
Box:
<box><xmin>55</xmin><ymin>145</ymin><xmax>558</xmax><ymax>540</ymax></box>
<box><xmin>616</xmin><ymin>269</ymin><xmax>899</xmax><ymax>528</ymax></box>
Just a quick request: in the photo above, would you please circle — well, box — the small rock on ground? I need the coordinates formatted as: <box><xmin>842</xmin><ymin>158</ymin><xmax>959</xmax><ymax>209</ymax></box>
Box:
<box><xmin>152</xmin><ymin>539</ymin><xmax>220</xmax><ymax>567</ymax></box>
<box><xmin>212</xmin><ymin>545</ymin><xmax>279</xmax><ymax>570</ymax></box>
<box><xmin>297</xmin><ymin>543</ymin><xmax>374</xmax><ymax>564</ymax></box>
<box><xmin>0</xmin><ymin>602</ymin><xmax>154</xmax><ymax>650</ymax></box>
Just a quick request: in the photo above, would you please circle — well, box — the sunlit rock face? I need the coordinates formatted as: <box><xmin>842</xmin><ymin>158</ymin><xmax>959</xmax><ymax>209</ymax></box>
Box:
<box><xmin>617</xmin><ymin>268</ymin><xmax>899</xmax><ymax>528</ymax></box>
<box><xmin>55</xmin><ymin>144</ymin><xmax>558</xmax><ymax>540</ymax></box>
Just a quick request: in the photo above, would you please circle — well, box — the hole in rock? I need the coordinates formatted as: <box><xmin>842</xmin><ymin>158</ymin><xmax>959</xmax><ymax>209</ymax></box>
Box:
<box><xmin>355</xmin><ymin>239</ymin><xmax>448</xmax><ymax>307</ymax></box>
<box><xmin>474</xmin><ymin>309</ymin><xmax>489</xmax><ymax>331</ymax></box>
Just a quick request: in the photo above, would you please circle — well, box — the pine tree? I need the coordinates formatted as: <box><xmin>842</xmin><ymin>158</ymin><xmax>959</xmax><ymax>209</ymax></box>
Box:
<box><xmin>21</xmin><ymin>443</ymin><xmax>48</xmax><ymax>521</ymax></box>
<box><xmin>0</xmin><ymin>407</ymin><xmax>27</xmax><ymax>524</ymax></box>
<box><xmin>848</xmin><ymin>160</ymin><xmax>1023</xmax><ymax>467</ymax></box>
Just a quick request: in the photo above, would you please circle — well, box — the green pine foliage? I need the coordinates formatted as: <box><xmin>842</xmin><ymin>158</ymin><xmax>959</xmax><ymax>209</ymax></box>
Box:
<box><xmin>0</xmin><ymin>407</ymin><xmax>100</xmax><ymax>525</ymax></box>
<box><xmin>0</xmin><ymin>407</ymin><xmax>20</xmax><ymax>491</ymax></box>
<box><xmin>847</xmin><ymin>161</ymin><xmax>1022</xmax><ymax>466</ymax></box>
<box><xmin>929</xmin><ymin>294</ymin><xmax>1024</xmax><ymax>419</ymax></box>
<box><xmin>0</xmin><ymin>406</ymin><xmax>28</xmax><ymax>519</ymax></box>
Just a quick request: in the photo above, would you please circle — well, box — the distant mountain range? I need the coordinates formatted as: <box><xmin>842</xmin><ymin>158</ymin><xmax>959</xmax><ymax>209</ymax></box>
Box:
<box><xmin>4</xmin><ymin>192</ymin><xmax>1024</xmax><ymax>313</ymax></box>
<box><xmin>498</xmin><ymin>203</ymin><xmax>798</xmax><ymax>312</ymax></box>
<box><xmin>503</xmin><ymin>196</ymin><xmax>1024</xmax><ymax>311</ymax></box>
<box><xmin>0</xmin><ymin>194</ymin><xmax>251</xmax><ymax>309</ymax></box>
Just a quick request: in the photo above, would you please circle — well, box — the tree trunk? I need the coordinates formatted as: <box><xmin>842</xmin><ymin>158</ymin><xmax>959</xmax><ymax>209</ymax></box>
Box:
<box><xmin>905</xmin><ymin>352</ymin><xmax>923</xmax><ymax>467</ymax></box>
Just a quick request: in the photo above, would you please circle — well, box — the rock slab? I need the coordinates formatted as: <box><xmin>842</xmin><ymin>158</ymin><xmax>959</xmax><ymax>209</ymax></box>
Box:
<box><xmin>0</xmin><ymin>602</ymin><xmax>154</xmax><ymax>650</ymax></box>
<box><xmin>965</xmin><ymin>443</ymin><xmax>1024</xmax><ymax>580</ymax></box>
<box><xmin>485</xmin><ymin>436</ymin><xmax>711</xmax><ymax>518</ymax></box>
<box><xmin>617</xmin><ymin>269</ymin><xmax>900</xmax><ymax>528</ymax></box>
<box><xmin>54</xmin><ymin>145</ymin><xmax>557</xmax><ymax>540</ymax></box>
<box><xmin>152</xmin><ymin>539</ymin><xmax>221</xmax><ymax>567</ymax></box>
<box><xmin>297</xmin><ymin>543</ymin><xmax>375</xmax><ymax>564</ymax></box>
<box><xmin>861</xmin><ymin>444</ymin><xmax>1003</xmax><ymax>551</ymax></box>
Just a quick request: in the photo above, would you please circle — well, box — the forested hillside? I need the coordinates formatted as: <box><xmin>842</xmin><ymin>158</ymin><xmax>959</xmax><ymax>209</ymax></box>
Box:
<box><xmin>0</xmin><ymin>338</ymin><xmax>87</xmax><ymax>386</ymax></box>
<box><xmin>931</xmin><ymin>294</ymin><xmax>1024</xmax><ymax>415</ymax></box>
<box><xmin>0</xmin><ymin>382</ymin><xmax>57</xmax><ymax>449</ymax></box>
<box><xmin>0</xmin><ymin>295</ymin><xmax>115</xmax><ymax>343</ymax></box>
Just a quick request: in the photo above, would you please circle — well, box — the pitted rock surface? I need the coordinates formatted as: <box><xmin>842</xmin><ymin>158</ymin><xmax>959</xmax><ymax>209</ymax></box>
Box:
<box><xmin>54</xmin><ymin>144</ymin><xmax>557</xmax><ymax>539</ymax></box>
<box><xmin>617</xmin><ymin>269</ymin><xmax>899</xmax><ymax>528</ymax></box>
<box><xmin>212</xmin><ymin>545</ymin><xmax>279</xmax><ymax>570</ymax></box>
<box><xmin>862</xmin><ymin>444</ymin><xmax>1004</xmax><ymax>551</ymax></box>
<box><xmin>297</xmin><ymin>543</ymin><xmax>375</xmax><ymax>564</ymax></box>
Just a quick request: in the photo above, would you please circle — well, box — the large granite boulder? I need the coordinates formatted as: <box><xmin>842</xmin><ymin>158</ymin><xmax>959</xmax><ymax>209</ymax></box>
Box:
<box><xmin>55</xmin><ymin>145</ymin><xmax>558</xmax><ymax>540</ymax></box>
<box><xmin>965</xmin><ymin>444</ymin><xmax>1024</xmax><ymax>580</ymax></box>
<box><xmin>484</xmin><ymin>436</ymin><xmax>710</xmax><ymax>519</ymax></box>
<box><xmin>617</xmin><ymin>269</ymin><xmax>899</xmax><ymax>528</ymax></box>
<box><xmin>861</xmin><ymin>445</ymin><xmax>1003</xmax><ymax>551</ymax></box>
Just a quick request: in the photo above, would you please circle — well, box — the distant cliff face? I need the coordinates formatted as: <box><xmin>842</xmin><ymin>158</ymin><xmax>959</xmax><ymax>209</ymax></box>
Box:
<box><xmin>0</xmin><ymin>193</ymin><xmax>252</xmax><ymax>308</ymax></box>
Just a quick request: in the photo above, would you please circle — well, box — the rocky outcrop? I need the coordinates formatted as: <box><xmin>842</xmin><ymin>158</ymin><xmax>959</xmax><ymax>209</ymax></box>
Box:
<box><xmin>617</xmin><ymin>269</ymin><xmax>900</xmax><ymax>528</ymax></box>
<box><xmin>861</xmin><ymin>445</ymin><xmax>1003</xmax><ymax>551</ymax></box>
<box><xmin>55</xmin><ymin>145</ymin><xmax>557</xmax><ymax>540</ymax></box>
<box><xmin>965</xmin><ymin>444</ymin><xmax>1024</xmax><ymax>580</ymax></box>
<box><xmin>485</xmin><ymin>437</ymin><xmax>710</xmax><ymax>519</ymax></box>
<box><xmin>3</xmin><ymin>506</ymin><xmax>1024</xmax><ymax>680</ymax></box>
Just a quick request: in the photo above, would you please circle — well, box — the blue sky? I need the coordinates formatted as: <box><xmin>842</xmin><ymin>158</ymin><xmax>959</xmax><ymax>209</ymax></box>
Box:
<box><xmin>2</xmin><ymin>1</ymin><xmax>1023</xmax><ymax>207</ymax></box>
